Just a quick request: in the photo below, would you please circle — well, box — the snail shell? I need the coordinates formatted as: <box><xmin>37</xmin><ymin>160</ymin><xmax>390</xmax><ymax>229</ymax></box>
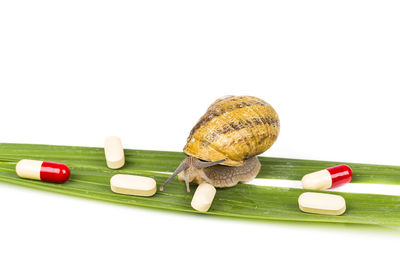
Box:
<box><xmin>160</xmin><ymin>95</ymin><xmax>280</xmax><ymax>192</ymax></box>
<box><xmin>184</xmin><ymin>95</ymin><xmax>280</xmax><ymax>166</ymax></box>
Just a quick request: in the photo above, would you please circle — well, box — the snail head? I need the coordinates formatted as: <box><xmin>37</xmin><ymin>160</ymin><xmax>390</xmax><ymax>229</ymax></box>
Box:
<box><xmin>159</xmin><ymin>157</ymin><xmax>227</xmax><ymax>192</ymax></box>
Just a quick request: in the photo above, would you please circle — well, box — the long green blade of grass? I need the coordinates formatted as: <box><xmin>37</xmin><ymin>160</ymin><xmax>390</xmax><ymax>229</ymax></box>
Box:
<box><xmin>0</xmin><ymin>143</ymin><xmax>399</xmax><ymax>225</ymax></box>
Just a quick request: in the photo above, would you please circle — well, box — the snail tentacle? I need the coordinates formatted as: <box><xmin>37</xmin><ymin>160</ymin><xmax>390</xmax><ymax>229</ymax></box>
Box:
<box><xmin>160</xmin><ymin>159</ymin><xmax>188</xmax><ymax>191</ymax></box>
<box><xmin>184</xmin><ymin>172</ymin><xmax>190</xmax><ymax>192</ymax></box>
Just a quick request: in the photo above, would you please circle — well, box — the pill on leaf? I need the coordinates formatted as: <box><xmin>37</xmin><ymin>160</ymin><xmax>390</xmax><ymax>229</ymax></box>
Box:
<box><xmin>16</xmin><ymin>159</ymin><xmax>70</xmax><ymax>183</ymax></box>
<box><xmin>104</xmin><ymin>136</ymin><xmax>125</xmax><ymax>169</ymax></box>
<box><xmin>301</xmin><ymin>165</ymin><xmax>353</xmax><ymax>190</ymax></box>
<box><xmin>110</xmin><ymin>174</ymin><xmax>156</xmax><ymax>197</ymax></box>
<box><xmin>298</xmin><ymin>192</ymin><xmax>346</xmax><ymax>216</ymax></box>
<box><xmin>191</xmin><ymin>183</ymin><xmax>216</xmax><ymax>212</ymax></box>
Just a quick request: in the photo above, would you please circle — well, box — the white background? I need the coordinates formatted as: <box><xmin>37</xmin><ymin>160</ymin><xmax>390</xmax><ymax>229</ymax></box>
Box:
<box><xmin>0</xmin><ymin>1</ymin><xmax>399</xmax><ymax>266</ymax></box>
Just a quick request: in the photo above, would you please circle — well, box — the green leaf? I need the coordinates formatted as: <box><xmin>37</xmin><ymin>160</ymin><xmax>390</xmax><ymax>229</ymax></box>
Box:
<box><xmin>0</xmin><ymin>143</ymin><xmax>399</xmax><ymax>225</ymax></box>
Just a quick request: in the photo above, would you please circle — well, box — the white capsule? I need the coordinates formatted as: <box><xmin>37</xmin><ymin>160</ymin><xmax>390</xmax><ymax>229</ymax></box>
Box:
<box><xmin>191</xmin><ymin>183</ymin><xmax>216</xmax><ymax>212</ymax></box>
<box><xmin>104</xmin><ymin>136</ymin><xmax>125</xmax><ymax>169</ymax></box>
<box><xmin>110</xmin><ymin>174</ymin><xmax>157</xmax><ymax>197</ymax></box>
<box><xmin>298</xmin><ymin>192</ymin><xmax>346</xmax><ymax>216</ymax></box>
<box><xmin>301</xmin><ymin>169</ymin><xmax>332</xmax><ymax>190</ymax></box>
<box><xmin>16</xmin><ymin>159</ymin><xmax>43</xmax><ymax>180</ymax></box>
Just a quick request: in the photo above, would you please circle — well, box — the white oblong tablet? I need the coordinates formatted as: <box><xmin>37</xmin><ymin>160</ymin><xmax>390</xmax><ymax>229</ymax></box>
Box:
<box><xmin>298</xmin><ymin>192</ymin><xmax>346</xmax><ymax>216</ymax></box>
<box><xmin>104</xmin><ymin>136</ymin><xmax>125</xmax><ymax>169</ymax></box>
<box><xmin>191</xmin><ymin>183</ymin><xmax>216</xmax><ymax>212</ymax></box>
<box><xmin>110</xmin><ymin>174</ymin><xmax>157</xmax><ymax>197</ymax></box>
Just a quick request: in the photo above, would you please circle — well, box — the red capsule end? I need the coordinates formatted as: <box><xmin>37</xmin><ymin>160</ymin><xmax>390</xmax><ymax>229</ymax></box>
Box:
<box><xmin>327</xmin><ymin>164</ymin><xmax>352</xmax><ymax>188</ymax></box>
<box><xmin>40</xmin><ymin>161</ymin><xmax>71</xmax><ymax>183</ymax></box>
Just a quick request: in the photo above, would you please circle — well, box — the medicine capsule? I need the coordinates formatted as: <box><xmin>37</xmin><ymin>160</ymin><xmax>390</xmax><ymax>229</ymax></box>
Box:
<box><xmin>16</xmin><ymin>159</ymin><xmax>71</xmax><ymax>183</ymax></box>
<box><xmin>301</xmin><ymin>164</ymin><xmax>353</xmax><ymax>190</ymax></box>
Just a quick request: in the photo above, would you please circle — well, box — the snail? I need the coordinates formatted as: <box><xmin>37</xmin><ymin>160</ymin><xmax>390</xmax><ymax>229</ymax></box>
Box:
<box><xmin>160</xmin><ymin>95</ymin><xmax>280</xmax><ymax>192</ymax></box>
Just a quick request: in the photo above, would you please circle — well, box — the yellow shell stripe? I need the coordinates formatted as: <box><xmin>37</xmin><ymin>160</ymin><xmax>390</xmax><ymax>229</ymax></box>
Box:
<box><xmin>184</xmin><ymin>96</ymin><xmax>260</xmax><ymax>165</ymax></box>
<box><xmin>184</xmin><ymin>96</ymin><xmax>279</xmax><ymax>166</ymax></box>
<box><xmin>186</xmin><ymin>96</ymin><xmax>265</xmax><ymax>139</ymax></box>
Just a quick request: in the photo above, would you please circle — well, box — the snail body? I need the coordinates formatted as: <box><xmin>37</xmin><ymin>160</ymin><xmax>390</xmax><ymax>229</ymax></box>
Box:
<box><xmin>177</xmin><ymin>156</ymin><xmax>261</xmax><ymax>188</ymax></box>
<box><xmin>161</xmin><ymin>95</ymin><xmax>279</xmax><ymax>192</ymax></box>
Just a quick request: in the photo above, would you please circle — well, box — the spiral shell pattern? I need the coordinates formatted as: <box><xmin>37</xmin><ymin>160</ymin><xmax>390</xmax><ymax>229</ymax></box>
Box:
<box><xmin>183</xmin><ymin>95</ymin><xmax>280</xmax><ymax>166</ymax></box>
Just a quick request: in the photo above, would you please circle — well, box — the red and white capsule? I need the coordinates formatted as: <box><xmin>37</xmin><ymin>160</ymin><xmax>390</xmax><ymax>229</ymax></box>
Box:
<box><xmin>16</xmin><ymin>159</ymin><xmax>71</xmax><ymax>183</ymax></box>
<box><xmin>301</xmin><ymin>165</ymin><xmax>353</xmax><ymax>190</ymax></box>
